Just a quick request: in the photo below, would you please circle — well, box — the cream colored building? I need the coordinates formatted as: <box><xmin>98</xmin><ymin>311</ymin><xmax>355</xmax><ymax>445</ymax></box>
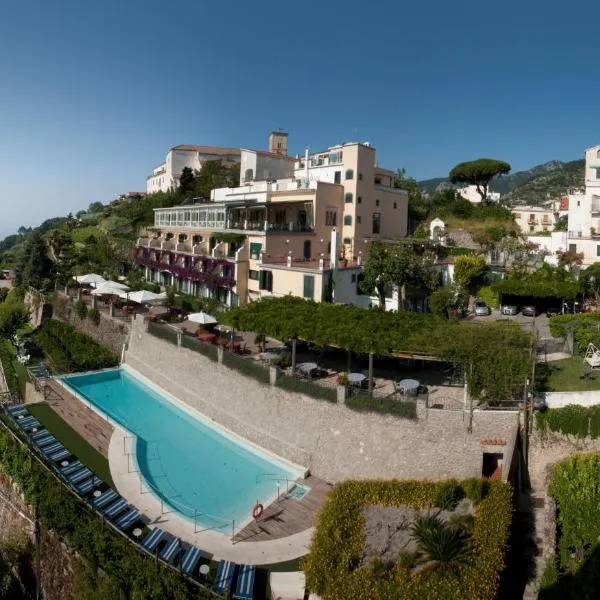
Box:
<box><xmin>512</xmin><ymin>205</ymin><xmax>555</xmax><ymax>234</ymax></box>
<box><xmin>134</xmin><ymin>139</ymin><xmax>407</xmax><ymax>307</ymax></box>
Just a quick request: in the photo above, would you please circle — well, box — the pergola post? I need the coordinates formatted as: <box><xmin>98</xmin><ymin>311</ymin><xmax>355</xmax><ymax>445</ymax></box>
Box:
<box><xmin>346</xmin><ymin>349</ymin><xmax>351</xmax><ymax>374</ymax></box>
<box><xmin>291</xmin><ymin>338</ymin><xmax>297</xmax><ymax>374</ymax></box>
<box><xmin>368</xmin><ymin>352</ymin><xmax>374</xmax><ymax>392</ymax></box>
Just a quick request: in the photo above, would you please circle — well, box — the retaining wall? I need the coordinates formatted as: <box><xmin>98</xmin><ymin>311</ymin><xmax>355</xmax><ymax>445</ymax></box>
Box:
<box><xmin>125</xmin><ymin>316</ymin><xmax>517</xmax><ymax>483</ymax></box>
<box><xmin>545</xmin><ymin>390</ymin><xmax>600</xmax><ymax>409</ymax></box>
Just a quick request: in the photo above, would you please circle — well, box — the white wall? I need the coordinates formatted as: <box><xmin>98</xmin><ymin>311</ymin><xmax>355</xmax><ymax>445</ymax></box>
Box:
<box><xmin>545</xmin><ymin>390</ymin><xmax>600</xmax><ymax>409</ymax></box>
<box><xmin>457</xmin><ymin>185</ymin><xmax>500</xmax><ymax>204</ymax></box>
<box><xmin>585</xmin><ymin>145</ymin><xmax>600</xmax><ymax>192</ymax></box>
<box><xmin>333</xmin><ymin>268</ymin><xmax>370</xmax><ymax>307</ymax></box>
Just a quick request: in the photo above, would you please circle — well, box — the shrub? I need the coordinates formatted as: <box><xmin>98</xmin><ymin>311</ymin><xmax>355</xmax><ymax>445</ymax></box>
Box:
<box><xmin>0</xmin><ymin>341</ymin><xmax>20</xmax><ymax>397</ymax></box>
<box><xmin>75</xmin><ymin>299</ymin><xmax>88</xmax><ymax>320</ymax></box>
<box><xmin>88</xmin><ymin>307</ymin><xmax>101</xmax><ymax>326</ymax></box>
<box><xmin>222</xmin><ymin>351</ymin><xmax>270</xmax><ymax>384</ymax></box>
<box><xmin>303</xmin><ymin>479</ymin><xmax>512</xmax><ymax>600</ymax></box>
<box><xmin>536</xmin><ymin>405</ymin><xmax>600</xmax><ymax>439</ymax></box>
<box><xmin>276</xmin><ymin>373</ymin><xmax>337</xmax><ymax>403</ymax></box>
<box><xmin>434</xmin><ymin>480</ymin><xmax>464</xmax><ymax>510</ymax></box>
<box><xmin>345</xmin><ymin>393</ymin><xmax>418</xmax><ymax>420</ymax></box>
<box><xmin>461</xmin><ymin>477</ymin><xmax>489</xmax><ymax>504</ymax></box>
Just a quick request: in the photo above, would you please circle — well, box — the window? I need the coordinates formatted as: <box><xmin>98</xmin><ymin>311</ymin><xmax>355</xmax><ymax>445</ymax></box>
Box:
<box><xmin>250</xmin><ymin>242</ymin><xmax>262</xmax><ymax>259</ymax></box>
<box><xmin>303</xmin><ymin>240</ymin><xmax>311</xmax><ymax>259</ymax></box>
<box><xmin>259</xmin><ymin>270</ymin><xmax>273</xmax><ymax>291</ymax></box>
<box><xmin>569</xmin><ymin>244</ymin><xmax>577</xmax><ymax>253</ymax></box>
<box><xmin>577</xmin><ymin>201</ymin><xmax>581</xmax><ymax>207</ymax></box>
<box><xmin>344</xmin><ymin>215</ymin><xmax>352</xmax><ymax>226</ymax></box>
<box><xmin>244</xmin><ymin>168</ymin><xmax>254</xmax><ymax>182</ymax></box>
<box><xmin>529</xmin><ymin>225</ymin><xmax>534</xmax><ymax>232</ymax></box>
<box><xmin>249</xmin><ymin>270</ymin><xmax>260</xmax><ymax>281</ymax></box>
<box><xmin>375</xmin><ymin>199</ymin><xmax>380</xmax><ymax>207</ymax></box>
<box><xmin>356</xmin><ymin>216</ymin><xmax>362</xmax><ymax>224</ymax></box>
<box><xmin>596</xmin><ymin>167</ymin><xmax>600</xmax><ymax>180</ymax></box>
<box><xmin>325</xmin><ymin>210</ymin><xmax>337</xmax><ymax>226</ymax></box>
<box><xmin>357</xmin><ymin>196</ymin><xmax>362</xmax><ymax>204</ymax></box>
<box><xmin>374</xmin><ymin>177</ymin><xmax>381</xmax><ymax>185</ymax></box>
<box><xmin>393</xmin><ymin>202</ymin><xmax>397</xmax><ymax>209</ymax></box>
<box><xmin>372</xmin><ymin>212</ymin><xmax>381</xmax><ymax>234</ymax></box>
<box><xmin>334</xmin><ymin>171</ymin><xmax>341</xmax><ymax>184</ymax></box>
<box><xmin>343</xmin><ymin>237</ymin><xmax>352</xmax><ymax>244</ymax></box>
<box><xmin>345</xmin><ymin>192</ymin><xmax>353</xmax><ymax>203</ymax></box>
<box><xmin>358</xmin><ymin>173</ymin><xmax>363</xmax><ymax>181</ymax></box>
<box><xmin>597</xmin><ymin>245</ymin><xmax>600</xmax><ymax>257</ymax></box>
<box><xmin>345</xmin><ymin>169</ymin><xmax>354</xmax><ymax>180</ymax></box>
<box><xmin>303</xmin><ymin>275</ymin><xmax>315</xmax><ymax>300</ymax></box>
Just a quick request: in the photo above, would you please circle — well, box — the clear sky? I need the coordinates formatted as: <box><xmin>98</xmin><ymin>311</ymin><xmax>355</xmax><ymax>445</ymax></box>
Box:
<box><xmin>0</xmin><ymin>0</ymin><xmax>598</xmax><ymax>239</ymax></box>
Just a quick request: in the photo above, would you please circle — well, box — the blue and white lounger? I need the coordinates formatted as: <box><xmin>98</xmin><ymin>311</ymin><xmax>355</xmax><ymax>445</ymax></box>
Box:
<box><xmin>48</xmin><ymin>448</ymin><xmax>71</xmax><ymax>462</ymax></box>
<box><xmin>180</xmin><ymin>546</ymin><xmax>202</xmax><ymax>575</ymax></box>
<box><xmin>93</xmin><ymin>489</ymin><xmax>118</xmax><ymax>509</ymax></box>
<box><xmin>103</xmin><ymin>498</ymin><xmax>128</xmax><ymax>520</ymax></box>
<box><xmin>68</xmin><ymin>467</ymin><xmax>93</xmax><ymax>485</ymax></box>
<box><xmin>41</xmin><ymin>442</ymin><xmax>64</xmax><ymax>456</ymax></box>
<box><xmin>60</xmin><ymin>460</ymin><xmax>82</xmax><ymax>476</ymax></box>
<box><xmin>77</xmin><ymin>476</ymin><xmax>102</xmax><ymax>495</ymax></box>
<box><xmin>233</xmin><ymin>564</ymin><xmax>256</xmax><ymax>600</ymax></box>
<box><xmin>115</xmin><ymin>508</ymin><xmax>139</xmax><ymax>531</ymax></box>
<box><xmin>213</xmin><ymin>560</ymin><xmax>236</xmax><ymax>594</ymax></box>
<box><xmin>35</xmin><ymin>435</ymin><xmax>58</xmax><ymax>448</ymax></box>
<box><xmin>141</xmin><ymin>528</ymin><xmax>165</xmax><ymax>553</ymax></box>
<box><xmin>17</xmin><ymin>416</ymin><xmax>40</xmax><ymax>430</ymax></box>
<box><xmin>160</xmin><ymin>537</ymin><xmax>180</xmax><ymax>564</ymax></box>
<box><xmin>31</xmin><ymin>429</ymin><xmax>51</xmax><ymax>441</ymax></box>
<box><xmin>7</xmin><ymin>405</ymin><xmax>28</xmax><ymax>417</ymax></box>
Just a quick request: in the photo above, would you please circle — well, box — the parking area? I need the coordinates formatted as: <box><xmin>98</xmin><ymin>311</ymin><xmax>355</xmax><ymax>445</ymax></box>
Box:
<box><xmin>470</xmin><ymin>309</ymin><xmax>552</xmax><ymax>340</ymax></box>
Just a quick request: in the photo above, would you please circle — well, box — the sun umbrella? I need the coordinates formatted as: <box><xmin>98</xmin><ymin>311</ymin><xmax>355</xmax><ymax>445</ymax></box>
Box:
<box><xmin>91</xmin><ymin>281</ymin><xmax>130</xmax><ymax>295</ymax></box>
<box><xmin>118</xmin><ymin>290</ymin><xmax>161</xmax><ymax>304</ymax></box>
<box><xmin>74</xmin><ymin>274</ymin><xmax>106</xmax><ymax>287</ymax></box>
<box><xmin>187</xmin><ymin>311</ymin><xmax>218</xmax><ymax>325</ymax></box>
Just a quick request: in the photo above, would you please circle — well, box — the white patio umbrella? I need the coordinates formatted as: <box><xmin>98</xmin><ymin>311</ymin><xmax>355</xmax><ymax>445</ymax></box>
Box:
<box><xmin>118</xmin><ymin>290</ymin><xmax>161</xmax><ymax>304</ymax></box>
<box><xmin>73</xmin><ymin>274</ymin><xmax>106</xmax><ymax>287</ymax></box>
<box><xmin>187</xmin><ymin>311</ymin><xmax>218</xmax><ymax>325</ymax></box>
<box><xmin>91</xmin><ymin>281</ymin><xmax>130</xmax><ymax>296</ymax></box>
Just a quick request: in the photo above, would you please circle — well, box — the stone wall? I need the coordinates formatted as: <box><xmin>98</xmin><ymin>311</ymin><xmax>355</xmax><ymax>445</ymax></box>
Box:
<box><xmin>51</xmin><ymin>295</ymin><xmax>129</xmax><ymax>357</ymax></box>
<box><xmin>125</xmin><ymin>316</ymin><xmax>517</xmax><ymax>483</ymax></box>
<box><xmin>545</xmin><ymin>390</ymin><xmax>600</xmax><ymax>408</ymax></box>
<box><xmin>24</xmin><ymin>289</ymin><xmax>45</xmax><ymax>329</ymax></box>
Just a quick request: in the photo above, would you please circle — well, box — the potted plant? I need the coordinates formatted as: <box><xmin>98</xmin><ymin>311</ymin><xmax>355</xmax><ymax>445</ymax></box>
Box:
<box><xmin>254</xmin><ymin>333</ymin><xmax>266</xmax><ymax>352</ymax></box>
<box><xmin>337</xmin><ymin>372</ymin><xmax>349</xmax><ymax>386</ymax></box>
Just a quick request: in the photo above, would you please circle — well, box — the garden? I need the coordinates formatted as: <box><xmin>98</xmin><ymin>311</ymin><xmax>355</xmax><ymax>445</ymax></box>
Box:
<box><xmin>302</xmin><ymin>478</ymin><xmax>512</xmax><ymax>600</ymax></box>
<box><xmin>540</xmin><ymin>453</ymin><xmax>600</xmax><ymax>598</ymax></box>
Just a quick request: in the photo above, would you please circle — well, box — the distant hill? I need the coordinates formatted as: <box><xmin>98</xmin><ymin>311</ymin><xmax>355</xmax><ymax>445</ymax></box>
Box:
<box><xmin>418</xmin><ymin>159</ymin><xmax>585</xmax><ymax>205</ymax></box>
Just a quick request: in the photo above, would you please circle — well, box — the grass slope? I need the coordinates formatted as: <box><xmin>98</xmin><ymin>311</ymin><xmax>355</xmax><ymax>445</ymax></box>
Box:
<box><xmin>27</xmin><ymin>402</ymin><xmax>114</xmax><ymax>486</ymax></box>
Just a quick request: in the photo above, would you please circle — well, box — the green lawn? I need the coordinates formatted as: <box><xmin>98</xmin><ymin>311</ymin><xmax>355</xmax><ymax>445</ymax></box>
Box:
<box><xmin>1</xmin><ymin>339</ymin><xmax>28</xmax><ymax>398</ymax></box>
<box><xmin>27</xmin><ymin>402</ymin><xmax>114</xmax><ymax>486</ymax></box>
<box><xmin>545</xmin><ymin>357</ymin><xmax>600</xmax><ymax>392</ymax></box>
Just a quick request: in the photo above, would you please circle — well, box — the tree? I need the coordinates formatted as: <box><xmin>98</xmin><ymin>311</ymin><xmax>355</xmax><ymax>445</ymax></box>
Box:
<box><xmin>449</xmin><ymin>158</ymin><xmax>511</xmax><ymax>204</ymax></box>
<box><xmin>581</xmin><ymin>263</ymin><xmax>600</xmax><ymax>304</ymax></box>
<box><xmin>557</xmin><ymin>249</ymin><xmax>583</xmax><ymax>273</ymax></box>
<box><xmin>88</xmin><ymin>202</ymin><xmax>104</xmax><ymax>214</ymax></box>
<box><xmin>453</xmin><ymin>255</ymin><xmax>487</xmax><ymax>291</ymax></box>
<box><xmin>429</xmin><ymin>284</ymin><xmax>468</xmax><ymax>318</ymax></box>
<box><xmin>0</xmin><ymin>300</ymin><xmax>29</xmax><ymax>339</ymax></box>
<box><xmin>554</xmin><ymin>214</ymin><xmax>568</xmax><ymax>231</ymax></box>
<box><xmin>14</xmin><ymin>232</ymin><xmax>53</xmax><ymax>289</ymax></box>
<box><xmin>194</xmin><ymin>160</ymin><xmax>240</xmax><ymax>199</ymax></box>
<box><xmin>178</xmin><ymin>167</ymin><xmax>196</xmax><ymax>196</ymax></box>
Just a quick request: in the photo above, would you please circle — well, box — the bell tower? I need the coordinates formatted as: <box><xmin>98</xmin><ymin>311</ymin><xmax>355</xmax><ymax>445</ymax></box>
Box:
<box><xmin>268</xmin><ymin>130</ymin><xmax>288</xmax><ymax>156</ymax></box>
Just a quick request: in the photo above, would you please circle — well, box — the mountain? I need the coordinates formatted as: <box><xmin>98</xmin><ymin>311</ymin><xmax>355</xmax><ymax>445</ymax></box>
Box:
<box><xmin>418</xmin><ymin>159</ymin><xmax>585</xmax><ymax>205</ymax></box>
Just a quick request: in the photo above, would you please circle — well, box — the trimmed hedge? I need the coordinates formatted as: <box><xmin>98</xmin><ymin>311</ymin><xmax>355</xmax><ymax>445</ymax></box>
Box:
<box><xmin>0</xmin><ymin>416</ymin><xmax>213</xmax><ymax>599</ymax></box>
<box><xmin>536</xmin><ymin>405</ymin><xmax>600</xmax><ymax>439</ymax></box>
<box><xmin>181</xmin><ymin>334</ymin><xmax>218</xmax><ymax>361</ymax></box>
<box><xmin>0</xmin><ymin>340</ymin><xmax>20</xmax><ymax>397</ymax></box>
<box><xmin>276</xmin><ymin>373</ymin><xmax>337</xmax><ymax>403</ymax></box>
<box><xmin>345</xmin><ymin>393</ymin><xmax>417</xmax><ymax>420</ymax></box>
<box><xmin>303</xmin><ymin>479</ymin><xmax>512</xmax><ymax>600</ymax></box>
<box><xmin>221</xmin><ymin>351</ymin><xmax>270</xmax><ymax>384</ymax></box>
<box><xmin>33</xmin><ymin>319</ymin><xmax>118</xmax><ymax>374</ymax></box>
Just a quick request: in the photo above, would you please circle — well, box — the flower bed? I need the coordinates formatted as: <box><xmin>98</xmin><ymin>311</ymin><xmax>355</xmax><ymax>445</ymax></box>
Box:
<box><xmin>303</xmin><ymin>478</ymin><xmax>512</xmax><ymax>600</ymax></box>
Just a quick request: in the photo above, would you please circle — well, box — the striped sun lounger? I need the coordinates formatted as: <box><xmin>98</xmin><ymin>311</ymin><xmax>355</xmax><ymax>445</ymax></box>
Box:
<box><xmin>69</xmin><ymin>467</ymin><xmax>93</xmax><ymax>485</ymax></box>
<box><xmin>77</xmin><ymin>476</ymin><xmax>102</xmax><ymax>495</ymax></box>
<box><xmin>17</xmin><ymin>416</ymin><xmax>40</xmax><ymax>429</ymax></box>
<box><xmin>103</xmin><ymin>498</ymin><xmax>128</xmax><ymax>520</ymax></box>
<box><xmin>35</xmin><ymin>435</ymin><xmax>57</xmax><ymax>448</ymax></box>
<box><xmin>60</xmin><ymin>460</ymin><xmax>82</xmax><ymax>476</ymax></box>
<box><xmin>115</xmin><ymin>508</ymin><xmax>139</xmax><ymax>531</ymax></box>
<box><xmin>30</xmin><ymin>429</ymin><xmax>51</xmax><ymax>441</ymax></box>
<box><xmin>213</xmin><ymin>560</ymin><xmax>236</xmax><ymax>594</ymax></box>
<box><xmin>93</xmin><ymin>489</ymin><xmax>118</xmax><ymax>509</ymax></box>
<box><xmin>48</xmin><ymin>448</ymin><xmax>71</xmax><ymax>462</ymax></box>
<box><xmin>41</xmin><ymin>442</ymin><xmax>64</xmax><ymax>456</ymax></box>
<box><xmin>7</xmin><ymin>405</ymin><xmax>28</xmax><ymax>417</ymax></box>
<box><xmin>180</xmin><ymin>546</ymin><xmax>202</xmax><ymax>575</ymax></box>
<box><xmin>142</xmin><ymin>528</ymin><xmax>166</xmax><ymax>553</ymax></box>
<box><xmin>160</xmin><ymin>537</ymin><xmax>180</xmax><ymax>564</ymax></box>
<box><xmin>233</xmin><ymin>564</ymin><xmax>256</xmax><ymax>600</ymax></box>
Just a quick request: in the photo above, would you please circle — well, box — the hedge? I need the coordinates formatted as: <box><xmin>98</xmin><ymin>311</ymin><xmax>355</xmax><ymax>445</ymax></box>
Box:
<box><xmin>303</xmin><ymin>479</ymin><xmax>512</xmax><ymax>600</ymax></box>
<box><xmin>33</xmin><ymin>319</ymin><xmax>118</xmax><ymax>374</ymax></box>
<box><xmin>0</xmin><ymin>415</ymin><xmax>213</xmax><ymax>599</ymax></box>
<box><xmin>221</xmin><ymin>351</ymin><xmax>270</xmax><ymax>384</ymax></box>
<box><xmin>536</xmin><ymin>405</ymin><xmax>600</xmax><ymax>438</ymax></box>
<box><xmin>548</xmin><ymin>313</ymin><xmax>600</xmax><ymax>355</ymax></box>
<box><xmin>276</xmin><ymin>373</ymin><xmax>337</xmax><ymax>403</ymax></box>
<box><xmin>0</xmin><ymin>340</ymin><xmax>20</xmax><ymax>397</ymax></box>
<box><xmin>180</xmin><ymin>334</ymin><xmax>218</xmax><ymax>361</ymax></box>
<box><xmin>345</xmin><ymin>392</ymin><xmax>417</xmax><ymax>420</ymax></box>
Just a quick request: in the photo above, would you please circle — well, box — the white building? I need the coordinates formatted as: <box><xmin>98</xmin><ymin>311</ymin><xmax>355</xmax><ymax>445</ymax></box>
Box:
<box><xmin>457</xmin><ymin>185</ymin><xmax>501</xmax><ymax>204</ymax></box>
<box><xmin>146</xmin><ymin>145</ymin><xmax>242</xmax><ymax>194</ymax></box>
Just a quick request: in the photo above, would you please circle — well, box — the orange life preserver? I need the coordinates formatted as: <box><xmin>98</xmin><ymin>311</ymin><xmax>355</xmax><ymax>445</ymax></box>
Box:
<box><xmin>252</xmin><ymin>503</ymin><xmax>264</xmax><ymax>519</ymax></box>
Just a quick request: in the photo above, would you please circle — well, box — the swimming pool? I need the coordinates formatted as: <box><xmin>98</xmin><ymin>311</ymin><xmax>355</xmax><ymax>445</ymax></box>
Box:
<box><xmin>60</xmin><ymin>368</ymin><xmax>303</xmax><ymax>531</ymax></box>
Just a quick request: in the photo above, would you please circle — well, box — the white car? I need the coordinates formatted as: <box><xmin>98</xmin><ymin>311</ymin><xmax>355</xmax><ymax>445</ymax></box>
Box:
<box><xmin>501</xmin><ymin>305</ymin><xmax>518</xmax><ymax>316</ymax></box>
<box><xmin>474</xmin><ymin>300</ymin><xmax>491</xmax><ymax>316</ymax></box>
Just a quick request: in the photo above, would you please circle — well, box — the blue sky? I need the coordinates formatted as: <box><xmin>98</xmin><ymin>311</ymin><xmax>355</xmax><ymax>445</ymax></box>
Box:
<box><xmin>0</xmin><ymin>0</ymin><xmax>599</xmax><ymax>239</ymax></box>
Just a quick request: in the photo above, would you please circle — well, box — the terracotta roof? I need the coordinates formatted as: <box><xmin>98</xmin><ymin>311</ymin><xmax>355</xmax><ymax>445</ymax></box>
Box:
<box><xmin>170</xmin><ymin>145</ymin><xmax>241</xmax><ymax>155</ymax></box>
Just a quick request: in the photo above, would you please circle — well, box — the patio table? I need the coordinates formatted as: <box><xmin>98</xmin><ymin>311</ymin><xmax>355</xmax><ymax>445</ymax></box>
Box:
<box><xmin>348</xmin><ymin>373</ymin><xmax>366</xmax><ymax>385</ymax></box>
<box><xmin>397</xmin><ymin>378</ymin><xmax>420</xmax><ymax>394</ymax></box>
<box><xmin>297</xmin><ymin>362</ymin><xmax>318</xmax><ymax>375</ymax></box>
<box><xmin>196</xmin><ymin>332</ymin><xmax>216</xmax><ymax>343</ymax></box>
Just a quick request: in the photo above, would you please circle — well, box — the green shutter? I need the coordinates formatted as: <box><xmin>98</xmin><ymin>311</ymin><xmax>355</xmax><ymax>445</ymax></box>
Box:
<box><xmin>303</xmin><ymin>275</ymin><xmax>314</xmax><ymax>299</ymax></box>
<box><xmin>250</xmin><ymin>242</ymin><xmax>262</xmax><ymax>259</ymax></box>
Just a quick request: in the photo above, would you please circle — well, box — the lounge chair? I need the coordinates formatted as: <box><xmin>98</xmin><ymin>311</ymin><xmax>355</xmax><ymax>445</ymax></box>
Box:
<box><xmin>68</xmin><ymin>467</ymin><xmax>93</xmax><ymax>485</ymax></box>
<box><xmin>7</xmin><ymin>405</ymin><xmax>28</xmax><ymax>417</ymax></box>
<box><xmin>233</xmin><ymin>564</ymin><xmax>256</xmax><ymax>600</ymax></box>
<box><xmin>41</xmin><ymin>442</ymin><xmax>64</xmax><ymax>456</ymax></box>
<box><xmin>93</xmin><ymin>489</ymin><xmax>118</xmax><ymax>509</ymax></box>
<box><xmin>115</xmin><ymin>508</ymin><xmax>139</xmax><ymax>530</ymax></box>
<box><xmin>35</xmin><ymin>435</ymin><xmax>58</xmax><ymax>448</ymax></box>
<box><xmin>213</xmin><ymin>560</ymin><xmax>236</xmax><ymax>594</ymax></box>
<box><xmin>180</xmin><ymin>546</ymin><xmax>202</xmax><ymax>575</ymax></box>
<box><xmin>48</xmin><ymin>448</ymin><xmax>71</xmax><ymax>462</ymax></box>
<box><xmin>160</xmin><ymin>537</ymin><xmax>180</xmax><ymax>565</ymax></box>
<box><xmin>17</xmin><ymin>416</ymin><xmax>40</xmax><ymax>430</ymax></box>
<box><xmin>141</xmin><ymin>528</ymin><xmax>166</xmax><ymax>553</ymax></box>
<box><xmin>60</xmin><ymin>460</ymin><xmax>83</xmax><ymax>476</ymax></box>
<box><xmin>31</xmin><ymin>429</ymin><xmax>51</xmax><ymax>441</ymax></box>
<box><xmin>76</xmin><ymin>476</ymin><xmax>102</xmax><ymax>495</ymax></box>
<box><xmin>103</xmin><ymin>498</ymin><xmax>128</xmax><ymax>520</ymax></box>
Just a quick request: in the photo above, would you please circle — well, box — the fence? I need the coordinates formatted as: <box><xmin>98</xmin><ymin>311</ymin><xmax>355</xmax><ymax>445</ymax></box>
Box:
<box><xmin>147</xmin><ymin>320</ymin><xmax>179</xmax><ymax>345</ymax></box>
<box><xmin>180</xmin><ymin>334</ymin><xmax>218</xmax><ymax>362</ymax></box>
<box><xmin>276</xmin><ymin>373</ymin><xmax>337</xmax><ymax>403</ymax></box>
<box><xmin>221</xmin><ymin>350</ymin><xmax>271</xmax><ymax>384</ymax></box>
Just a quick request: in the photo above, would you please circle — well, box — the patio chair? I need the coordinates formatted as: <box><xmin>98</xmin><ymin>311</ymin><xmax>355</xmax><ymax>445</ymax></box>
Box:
<box><xmin>141</xmin><ymin>528</ymin><xmax>166</xmax><ymax>553</ymax></box>
<box><xmin>160</xmin><ymin>537</ymin><xmax>180</xmax><ymax>565</ymax></box>
<box><xmin>115</xmin><ymin>508</ymin><xmax>139</xmax><ymax>531</ymax></box>
<box><xmin>213</xmin><ymin>560</ymin><xmax>236</xmax><ymax>594</ymax></box>
<box><xmin>180</xmin><ymin>545</ymin><xmax>202</xmax><ymax>575</ymax></box>
<box><xmin>233</xmin><ymin>564</ymin><xmax>256</xmax><ymax>600</ymax></box>
<box><xmin>93</xmin><ymin>489</ymin><xmax>119</xmax><ymax>509</ymax></box>
<box><xmin>103</xmin><ymin>498</ymin><xmax>128</xmax><ymax>520</ymax></box>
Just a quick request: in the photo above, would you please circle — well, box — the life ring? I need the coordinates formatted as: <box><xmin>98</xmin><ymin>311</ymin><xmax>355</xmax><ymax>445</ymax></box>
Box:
<box><xmin>252</xmin><ymin>503</ymin><xmax>264</xmax><ymax>519</ymax></box>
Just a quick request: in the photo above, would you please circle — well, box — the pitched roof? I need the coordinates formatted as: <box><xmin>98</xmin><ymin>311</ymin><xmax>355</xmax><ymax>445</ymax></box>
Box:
<box><xmin>170</xmin><ymin>145</ymin><xmax>241</xmax><ymax>155</ymax></box>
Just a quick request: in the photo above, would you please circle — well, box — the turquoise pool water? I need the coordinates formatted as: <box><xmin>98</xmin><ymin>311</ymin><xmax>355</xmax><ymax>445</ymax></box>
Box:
<box><xmin>61</xmin><ymin>368</ymin><xmax>302</xmax><ymax>530</ymax></box>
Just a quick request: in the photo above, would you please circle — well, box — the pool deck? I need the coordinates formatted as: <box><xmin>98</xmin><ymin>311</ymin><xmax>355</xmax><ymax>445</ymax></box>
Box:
<box><xmin>109</xmin><ymin>427</ymin><xmax>323</xmax><ymax>565</ymax></box>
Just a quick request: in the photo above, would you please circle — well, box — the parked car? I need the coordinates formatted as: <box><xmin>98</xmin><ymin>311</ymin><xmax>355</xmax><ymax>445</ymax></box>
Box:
<box><xmin>474</xmin><ymin>299</ymin><xmax>491</xmax><ymax>316</ymax></box>
<box><xmin>521</xmin><ymin>305</ymin><xmax>539</xmax><ymax>317</ymax></box>
<box><xmin>546</xmin><ymin>306</ymin><xmax>562</xmax><ymax>318</ymax></box>
<box><xmin>501</xmin><ymin>305</ymin><xmax>518</xmax><ymax>316</ymax></box>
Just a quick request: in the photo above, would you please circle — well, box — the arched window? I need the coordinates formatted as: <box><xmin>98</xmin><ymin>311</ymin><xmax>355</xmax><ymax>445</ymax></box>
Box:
<box><xmin>244</xmin><ymin>168</ymin><xmax>254</xmax><ymax>182</ymax></box>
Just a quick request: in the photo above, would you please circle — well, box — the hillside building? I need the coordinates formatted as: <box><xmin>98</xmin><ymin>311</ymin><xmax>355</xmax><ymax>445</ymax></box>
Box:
<box><xmin>457</xmin><ymin>185</ymin><xmax>501</xmax><ymax>204</ymax></box>
<box><xmin>134</xmin><ymin>138</ymin><xmax>408</xmax><ymax>307</ymax></box>
<box><xmin>512</xmin><ymin>205</ymin><xmax>555</xmax><ymax>234</ymax></box>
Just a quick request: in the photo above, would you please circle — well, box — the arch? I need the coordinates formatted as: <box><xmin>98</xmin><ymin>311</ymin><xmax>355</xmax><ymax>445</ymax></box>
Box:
<box><xmin>244</xmin><ymin>168</ymin><xmax>254</xmax><ymax>182</ymax></box>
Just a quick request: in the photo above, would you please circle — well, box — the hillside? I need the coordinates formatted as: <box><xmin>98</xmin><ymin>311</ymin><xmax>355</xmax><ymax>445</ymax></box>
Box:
<box><xmin>419</xmin><ymin>159</ymin><xmax>585</xmax><ymax>204</ymax></box>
